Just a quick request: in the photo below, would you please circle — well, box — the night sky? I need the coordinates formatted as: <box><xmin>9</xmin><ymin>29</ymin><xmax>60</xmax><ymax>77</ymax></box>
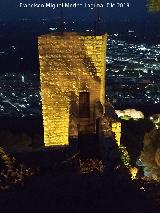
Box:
<box><xmin>0</xmin><ymin>0</ymin><xmax>157</xmax><ymax>22</ymax></box>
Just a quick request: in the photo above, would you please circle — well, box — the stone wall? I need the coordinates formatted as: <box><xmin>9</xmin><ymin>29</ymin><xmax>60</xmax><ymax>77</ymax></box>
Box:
<box><xmin>38</xmin><ymin>33</ymin><xmax>107</xmax><ymax>146</ymax></box>
<box><xmin>112</xmin><ymin>122</ymin><xmax>121</xmax><ymax>145</ymax></box>
<box><xmin>148</xmin><ymin>0</ymin><xmax>160</xmax><ymax>12</ymax></box>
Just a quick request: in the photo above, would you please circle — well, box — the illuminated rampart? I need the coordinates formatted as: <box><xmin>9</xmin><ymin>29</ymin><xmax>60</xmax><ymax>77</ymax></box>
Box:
<box><xmin>38</xmin><ymin>33</ymin><xmax>107</xmax><ymax>146</ymax></box>
<box><xmin>112</xmin><ymin>122</ymin><xmax>121</xmax><ymax>146</ymax></box>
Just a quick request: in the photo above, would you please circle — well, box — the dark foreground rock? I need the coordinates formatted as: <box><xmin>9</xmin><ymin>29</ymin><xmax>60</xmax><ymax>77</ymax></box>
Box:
<box><xmin>0</xmin><ymin>173</ymin><xmax>159</xmax><ymax>213</ymax></box>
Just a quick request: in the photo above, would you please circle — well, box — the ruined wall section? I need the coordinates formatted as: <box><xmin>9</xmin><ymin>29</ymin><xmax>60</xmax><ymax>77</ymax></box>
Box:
<box><xmin>38</xmin><ymin>33</ymin><xmax>107</xmax><ymax>146</ymax></box>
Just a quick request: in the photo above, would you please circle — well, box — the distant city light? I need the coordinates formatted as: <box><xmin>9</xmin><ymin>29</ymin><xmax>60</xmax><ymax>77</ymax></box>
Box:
<box><xmin>0</xmin><ymin>32</ymin><xmax>159</xmax><ymax>117</ymax></box>
<box><xmin>22</xmin><ymin>75</ymin><xmax>25</xmax><ymax>83</ymax></box>
<box><xmin>12</xmin><ymin>46</ymin><xmax>16</xmax><ymax>50</ymax></box>
<box><xmin>49</xmin><ymin>27</ymin><xmax>58</xmax><ymax>31</ymax></box>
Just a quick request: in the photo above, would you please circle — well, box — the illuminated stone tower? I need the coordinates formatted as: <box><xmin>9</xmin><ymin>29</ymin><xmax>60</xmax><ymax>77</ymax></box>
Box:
<box><xmin>148</xmin><ymin>0</ymin><xmax>160</xmax><ymax>12</ymax></box>
<box><xmin>38</xmin><ymin>32</ymin><xmax>107</xmax><ymax>146</ymax></box>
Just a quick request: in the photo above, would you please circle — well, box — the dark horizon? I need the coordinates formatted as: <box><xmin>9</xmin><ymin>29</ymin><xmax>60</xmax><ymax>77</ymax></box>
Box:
<box><xmin>0</xmin><ymin>0</ymin><xmax>159</xmax><ymax>25</ymax></box>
